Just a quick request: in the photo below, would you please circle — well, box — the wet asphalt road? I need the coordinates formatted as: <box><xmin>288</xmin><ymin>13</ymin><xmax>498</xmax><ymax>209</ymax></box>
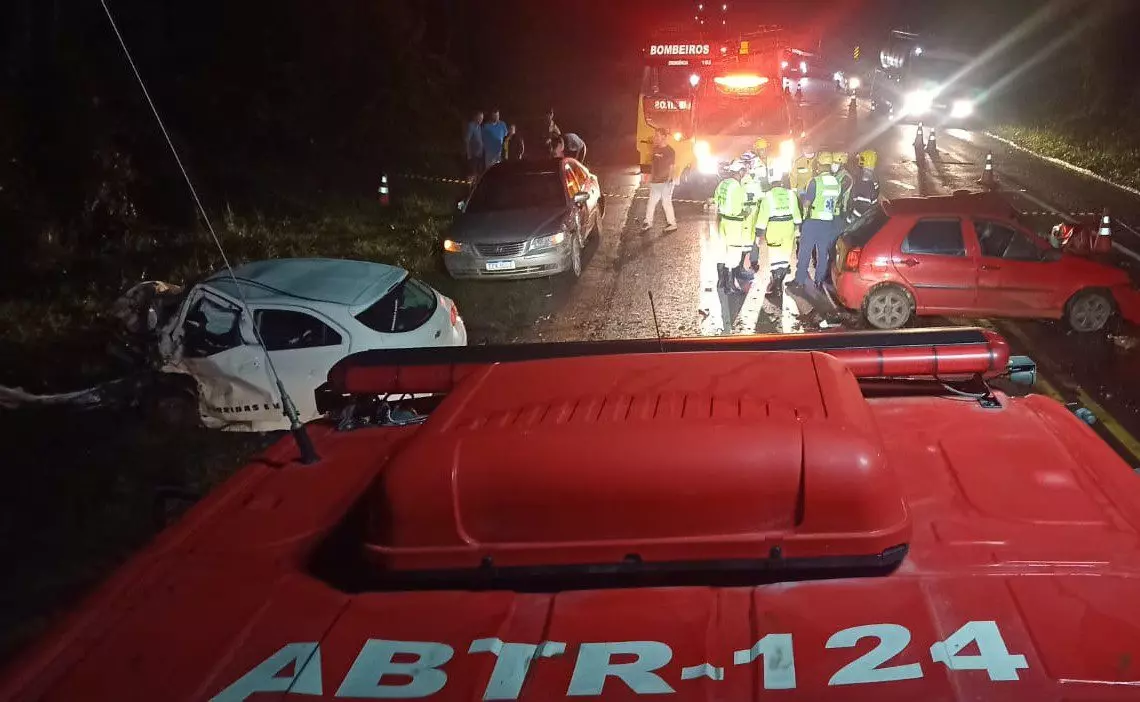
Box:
<box><xmin>452</xmin><ymin>79</ymin><xmax>1140</xmax><ymax>468</ymax></box>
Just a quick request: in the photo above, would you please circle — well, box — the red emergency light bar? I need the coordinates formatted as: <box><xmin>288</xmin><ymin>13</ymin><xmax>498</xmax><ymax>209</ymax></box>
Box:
<box><xmin>329</xmin><ymin>328</ymin><xmax>1011</xmax><ymax>396</ymax></box>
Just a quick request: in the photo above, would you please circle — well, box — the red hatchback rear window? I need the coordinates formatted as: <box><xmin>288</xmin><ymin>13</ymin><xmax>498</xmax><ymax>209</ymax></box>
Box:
<box><xmin>841</xmin><ymin>204</ymin><xmax>889</xmax><ymax>248</ymax></box>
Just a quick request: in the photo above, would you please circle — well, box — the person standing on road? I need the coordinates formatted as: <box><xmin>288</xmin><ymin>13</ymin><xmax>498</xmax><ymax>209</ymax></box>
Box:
<box><xmin>481</xmin><ymin>109</ymin><xmax>508</xmax><ymax>171</ymax></box>
<box><xmin>465</xmin><ymin>110</ymin><xmax>485</xmax><ymax>181</ymax></box>
<box><xmin>791</xmin><ymin>152</ymin><xmax>842</xmax><ymax>295</ymax></box>
<box><xmin>832</xmin><ymin>152</ymin><xmax>855</xmax><ymax>220</ymax></box>
<box><xmin>755</xmin><ymin>176</ymin><xmax>802</xmax><ymax>302</ymax></box>
<box><xmin>714</xmin><ymin>161</ymin><xmax>749</xmax><ymax>294</ymax></box>
<box><xmin>502</xmin><ymin>124</ymin><xmax>525</xmax><ymax>161</ymax></box>
<box><xmin>545</xmin><ymin>109</ymin><xmax>562</xmax><ymax>149</ymax></box>
<box><xmin>847</xmin><ymin>149</ymin><xmax>881</xmax><ymax>223</ymax></box>
<box><xmin>790</xmin><ymin>145</ymin><xmax>815</xmax><ymax>198</ymax></box>
<box><xmin>642</xmin><ymin>128</ymin><xmax>678</xmax><ymax>233</ymax></box>
<box><xmin>563</xmin><ymin>132</ymin><xmax>588</xmax><ymax>164</ymax></box>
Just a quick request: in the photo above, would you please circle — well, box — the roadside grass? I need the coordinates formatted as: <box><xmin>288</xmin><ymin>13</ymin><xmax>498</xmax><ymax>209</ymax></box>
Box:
<box><xmin>0</xmin><ymin>189</ymin><xmax>459</xmax><ymax>664</ymax></box>
<box><xmin>0</xmin><ymin>193</ymin><xmax>454</xmax><ymax>390</ymax></box>
<box><xmin>991</xmin><ymin>123</ymin><xmax>1140</xmax><ymax>191</ymax></box>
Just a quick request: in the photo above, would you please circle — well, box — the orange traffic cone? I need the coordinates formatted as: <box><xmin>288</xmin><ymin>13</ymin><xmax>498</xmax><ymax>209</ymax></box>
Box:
<box><xmin>1093</xmin><ymin>208</ymin><xmax>1113</xmax><ymax>254</ymax></box>
<box><xmin>1098</xmin><ymin>209</ymin><xmax>1112</xmax><ymax>238</ymax></box>
<box><xmin>378</xmin><ymin>174</ymin><xmax>390</xmax><ymax>206</ymax></box>
<box><xmin>977</xmin><ymin>152</ymin><xmax>996</xmax><ymax>188</ymax></box>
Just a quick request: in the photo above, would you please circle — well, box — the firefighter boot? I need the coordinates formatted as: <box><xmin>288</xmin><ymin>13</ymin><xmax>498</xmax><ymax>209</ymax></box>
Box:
<box><xmin>766</xmin><ymin>266</ymin><xmax>788</xmax><ymax>302</ymax></box>
<box><xmin>717</xmin><ymin>263</ymin><xmax>731</xmax><ymax>293</ymax></box>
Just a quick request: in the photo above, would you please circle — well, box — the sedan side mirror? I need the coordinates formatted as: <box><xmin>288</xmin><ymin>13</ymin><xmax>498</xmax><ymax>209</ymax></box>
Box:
<box><xmin>456</xmin><ymin>200</ymin><xmax>466</xmax><ymax>212</ymax></box>
<box><xmin>573</xmin><ymin>191</ymin><xmax>590</xmax><ymax>205</ymax></box>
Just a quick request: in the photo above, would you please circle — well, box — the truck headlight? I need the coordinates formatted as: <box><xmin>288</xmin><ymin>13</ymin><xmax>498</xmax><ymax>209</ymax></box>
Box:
<box><xmin>779</xmin><ymin>139</ymin><xmax>795</xmax><ymax>159</ymax></box>
<box><xmin>849</xmin><ymin>76</ymin><xmax>862</xmax><ymax>90</ymax></box>
<box><xmin>695</xmin><ymin>140</ymin><xmax>718</xmax><ymax>174</ymax></box>
<box><xmin>903</xmin><ymin>90</ymin><xmax>934</xmax><ymax>115</ymax></box>
<box><xmin>951</xmin><ymin>99</ymin><xmax>975</xmax><ymax>118</ymax></box>
<box><xmin>530</xmin><ymin>232</ymin><xmax>566</xmax><ymax>250</ymax></box>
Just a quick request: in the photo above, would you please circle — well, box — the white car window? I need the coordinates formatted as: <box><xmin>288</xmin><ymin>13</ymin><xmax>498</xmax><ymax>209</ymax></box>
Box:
<box><xmin>356</xmin><ymin>278</ymin><xmax>438</xmax><ymax>333</ymax></box>
<box><xmin>183</xmin><ymin>294</ymin><xmax>243</xmax><ymax>358</ymax></box>
<box><xmin>254</xmin><ymin>309</ymin><xmax>343</xmax><ymax>351</ymax></box>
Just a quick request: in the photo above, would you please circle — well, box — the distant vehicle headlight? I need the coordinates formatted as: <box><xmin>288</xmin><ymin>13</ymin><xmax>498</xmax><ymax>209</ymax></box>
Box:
<box><xmin>848</xmin><ymin>76</ymin><xmax>862</xmax><ymax>90</ymax></box>
<box><xmin>695</xmin><ymin>140</ymin><xmax>718</xmax><ymax>174</ymax></box>
<box><xmin>443</xmin><ymin>239</ymin><xmax>463</xmax><ymax>253</ymax></box>
<box><xmin>951</xmin><ymin>99</ymin><xmax>975</xmax><ymax>118</ymax></box>
<box><xmin>903</xmin><ymin>89</ymin><xmax>935</xmax><ymax>115</ymax></box>
<box><xmin>530</xmin><ymin>232</ymin><xmax>567</xmax><ymax>250</ymax></box>
<box><xmin>779</xmin><ymin>138</ymin><xmax>795</xmax><ymax>159</ymax></box>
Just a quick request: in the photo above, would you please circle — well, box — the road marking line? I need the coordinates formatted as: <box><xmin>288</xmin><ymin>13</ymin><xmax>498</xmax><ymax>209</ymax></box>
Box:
<box><xmin>889</xmin><ymin>179</ymin><xmax>916</xmax><ymax>190</ymax></box>
<box><xmin>1072</xmin><ymin>387</ymin><xmax>1140</xmax><ymax>462</ymax></box>
<box><xmin>984</xmin><ymin>130</ymin><xmax>1140</xmax><ymax>198</ymax></box>
<box><xmin>1113</xmin><ymin>220</ymin><xmax>1140</xmax><ymax>262</ymax></box>
<box><xmin>998</xmin><ymin>321</ymin><xmax>1140</xmax><ymax>463</ymax></box>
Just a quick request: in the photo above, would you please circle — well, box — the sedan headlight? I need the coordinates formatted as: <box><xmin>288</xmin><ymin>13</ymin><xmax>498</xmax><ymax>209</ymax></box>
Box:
<box><xmin>443</xmin><ymin>239</ymin><xmax>463</xmax><ymax>253</ymax></box>
<box><xmin>530</xmin><ymin>232</ymin><xmax>567</xmax><ymax>250</ymax></box>
<box><xmin>903</xmin><ymin>89</ymin><xmax>935</xmax><ymax>115</ymax></box>
<box><xmin>951</xmin><ymin>99</ymin><xmax>975</xmax><ymax>118</ymax></box>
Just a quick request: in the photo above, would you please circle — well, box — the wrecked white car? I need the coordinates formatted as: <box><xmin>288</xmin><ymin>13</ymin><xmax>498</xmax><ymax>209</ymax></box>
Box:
<box><xmin>120</xmin><ymin>258</ymin><xmax>466</xmax><ymax>431</ymax></box>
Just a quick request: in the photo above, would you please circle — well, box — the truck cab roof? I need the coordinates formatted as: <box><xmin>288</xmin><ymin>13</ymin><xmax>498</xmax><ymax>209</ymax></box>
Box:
<box><xmin>4</xmin><ymin>330</ymin><xmax>1140</xmax><ymax>701</ymax></box>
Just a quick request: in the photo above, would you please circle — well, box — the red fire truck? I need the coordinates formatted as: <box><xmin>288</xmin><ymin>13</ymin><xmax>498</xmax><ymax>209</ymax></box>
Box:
<box><xmin>4</xmin><ymin>328</ymin><xmax>1140</xmax><ymax>700</ymax></box>
<box><xmin>638</xmin><ymin>27</ymin><xmax>797</xmax><ymax>189</ymax></box>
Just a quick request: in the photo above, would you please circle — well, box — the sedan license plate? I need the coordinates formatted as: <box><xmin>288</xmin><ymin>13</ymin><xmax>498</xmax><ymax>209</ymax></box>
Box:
<box><xmin>486</xmin><ymin>260</ymin><xmax>516</xmax><ymax>271</ymax></box>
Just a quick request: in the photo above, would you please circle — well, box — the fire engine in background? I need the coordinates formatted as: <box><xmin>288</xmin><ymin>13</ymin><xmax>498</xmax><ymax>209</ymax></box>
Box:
<box><xmin>638</xmin><ymin>27</ymin><xmax>799</xmax><ymax>192</ymax></box>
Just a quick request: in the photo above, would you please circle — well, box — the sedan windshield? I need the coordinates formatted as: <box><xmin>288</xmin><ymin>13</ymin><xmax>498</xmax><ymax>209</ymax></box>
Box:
<box><xmin>465</xmin><ymin>169</ymin><xmax>566</xmax><ymax>213</ymax></box>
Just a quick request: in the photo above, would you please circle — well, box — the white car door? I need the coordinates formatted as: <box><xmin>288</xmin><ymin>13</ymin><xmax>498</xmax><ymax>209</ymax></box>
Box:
<box><xmin>165</xmin><ymin>286</ymin><xmax>281</xmax><ymax>430</ymax></box>
<box><xmin>251</xmin><ymin>305</ymin><xmax>351</xmax><ymax>423</ymax></box>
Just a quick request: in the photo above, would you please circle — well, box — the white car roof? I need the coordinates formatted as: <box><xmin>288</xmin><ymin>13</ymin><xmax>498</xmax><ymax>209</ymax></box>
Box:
<box><xmin>203</xmin><ymin>258</ymin><xmax>408</xmax><ymax>309</ymax></box>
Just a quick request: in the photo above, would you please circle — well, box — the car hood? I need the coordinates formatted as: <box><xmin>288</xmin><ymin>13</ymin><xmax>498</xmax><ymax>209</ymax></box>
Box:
<box><xmin>1061</xmin><ymin>251</ymin><xmax>1131</xmax><ymax>284</ymax></box>
<box><xmin>451</xmin><ymin>207</ymin><xmax>570</xmax><ymax>244</ymax></box>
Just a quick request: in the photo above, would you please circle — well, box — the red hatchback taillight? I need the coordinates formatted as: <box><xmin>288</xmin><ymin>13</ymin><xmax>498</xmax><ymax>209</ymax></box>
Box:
<box><xmin>843</xmin><ymin>247</ymin><xmax>863</xmax><ymax>272</ymax></box>
<box><xmin>448</xmin><ymin>299</ymin><xmax>459</xmax><ymax>327</ymax></box>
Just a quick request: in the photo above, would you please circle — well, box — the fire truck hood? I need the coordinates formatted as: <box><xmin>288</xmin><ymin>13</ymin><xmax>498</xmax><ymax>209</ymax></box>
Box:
<box><xmin>5</xmin><ymin>346</ymin><xmax>1140</xmax><ymax>700</ymax></box>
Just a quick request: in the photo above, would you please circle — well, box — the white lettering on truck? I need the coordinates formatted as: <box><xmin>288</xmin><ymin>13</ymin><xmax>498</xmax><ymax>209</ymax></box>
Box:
<box><xmin>209</xmin><ymin>622</ymin><xmax>1029</xmax><ymax>700</ymax></box>
<box><xmin>648</xmin><ymin>44</ymin><xmax>710</xmax><ymax>56</ymax></box>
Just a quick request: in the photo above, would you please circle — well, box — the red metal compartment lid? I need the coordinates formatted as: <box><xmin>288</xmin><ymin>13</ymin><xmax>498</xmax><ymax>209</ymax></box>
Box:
<box><xmin>364</xmin><ymin>351</ymin><xmax>910</xmax><ymax>572</ymax></box>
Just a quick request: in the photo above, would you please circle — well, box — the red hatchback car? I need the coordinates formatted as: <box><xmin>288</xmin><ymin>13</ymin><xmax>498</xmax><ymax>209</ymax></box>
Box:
<box><xmin>832</xmin><ymin>193</ymin><xmax>1140</xmax><ymax>331</ymax></box>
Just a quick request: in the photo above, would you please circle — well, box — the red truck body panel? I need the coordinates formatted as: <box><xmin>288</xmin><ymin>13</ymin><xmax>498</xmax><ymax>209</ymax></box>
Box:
<box><xmin>4</xmin><ymin>341</ymin><xmax>1140</xmax><ymax>701</ymax></box>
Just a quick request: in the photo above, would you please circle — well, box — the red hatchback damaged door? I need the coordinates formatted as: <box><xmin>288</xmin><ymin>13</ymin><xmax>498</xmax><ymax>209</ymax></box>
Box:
<box><xmin>894</xmin><ymin>218</ymin><xmax>978</xmax><ymax>314</ymax></box>
<box><xmin>971</xmin><ymin>218</ymin><xmax>1061</xmax><ymax>317</ymax></box>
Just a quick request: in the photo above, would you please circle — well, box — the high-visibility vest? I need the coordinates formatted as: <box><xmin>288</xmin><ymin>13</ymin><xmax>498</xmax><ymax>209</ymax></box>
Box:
<box><xmin>742</xmin><ymin>173</ymin><xmax>768</xmax><ymax>203</ymax></box>
<box><xmin>807</xmin><ymin>174</ymin><xmax>842</xmax><ymax>221</ymax></box>
<box><xmin>758</xmin><ymin>187</ymin><xmax>802</xmax><ymax>247</ymax></box>
<box><xmin>715</xmin><ymin>178</ymin><xmax>745</xmax><ymax>219</ymax></box>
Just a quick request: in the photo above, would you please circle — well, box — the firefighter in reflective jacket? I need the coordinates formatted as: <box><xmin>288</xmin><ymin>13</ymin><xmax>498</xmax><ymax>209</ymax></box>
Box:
<box><xmin>791</xmin><ymin>152</ymin><xmax>843</xmax><ymax>293</ymax></box>
<box><xmin>755</xmin><ymin>176</ymin><xmax>802</xmax><ymax>301</ymax></box>
<box><xmin>847</xmin><ymin>149</ymin><xmax>881</xmax><ymax>223</ymax></box>
<box><xmin>790</xmin><ymin>145</ymin><xmax>816</xmax><ymax>197</ymax></box>
<box><xmin>832</xmin><ymin>152</ymin><xmax>855</xmax><ymax>220</ymax></box>
<box><xmin>714</xmin><ymin>162</ymin><xmax>749</xmax><ymax>293</ymax></box>
<box><xmin>740</xmin><ymin>152</ymin><xmax>769</xmax><ymax>240</ymax></box>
